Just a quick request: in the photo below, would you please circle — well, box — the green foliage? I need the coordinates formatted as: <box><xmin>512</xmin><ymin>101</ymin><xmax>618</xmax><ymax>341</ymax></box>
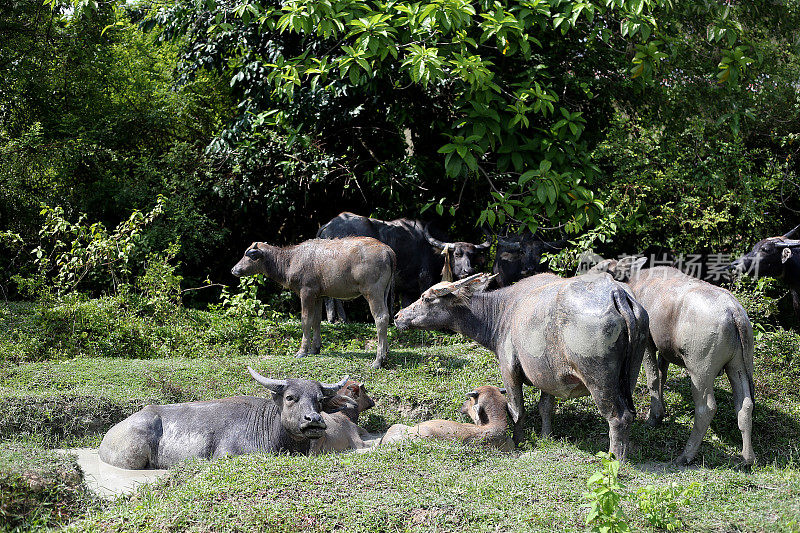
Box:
<box><xmin>729</xmin><ymin>275</ymin><xmax>785</xmax><ymax>336</ymax></box>
<box><xmin>636</xmin><ymin>481</ymin><xmax>700</xmax><ymax>531</ymax></box>
<box><xmin>582</xmin><ymin>451</ymin><xmax>630</xmax><ymax>533</ymax></box>
<box><xmin>135</xmin><ymin>241</ymin><xmax>184</xmax><ymax>322</ymax></box>
<box><xmin>28</xmin><ymin>197</ymin><xmax>166</xmax><ymax>296</ymax></box>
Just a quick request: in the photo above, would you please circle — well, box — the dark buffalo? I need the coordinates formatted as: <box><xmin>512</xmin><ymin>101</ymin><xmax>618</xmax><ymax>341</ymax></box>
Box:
<box><xmin>394</xmin><ymin>272</ymin><xmax>648</xmax><ymax>460</ymax></box>
<box><xmin>730</xmin><ymin>224</ymin><xmax>800</xmax><ymax>324</ymax></box>
<box><xmin>98</xmin><ymin>368</ymin><xmax>350</xmax><ymax>469</ymax></box>
<box><xmin>592</xmin><ymin>257</ymin><xmax>755</xmax><ymax>465</ymax></box>
<box><xmin>492</xmin><ymin>233</ymin><xmax>568</xmax><ymax>287</ymax></box>
<box><xmin>232</xmin><ymin>237</ymin><xmax>395</xmax><ymax>368</ymax></box>
<box><xmin>317</xmin><ymin>212</ymin><xmax>490</xmax><ymax>320</ymax></box>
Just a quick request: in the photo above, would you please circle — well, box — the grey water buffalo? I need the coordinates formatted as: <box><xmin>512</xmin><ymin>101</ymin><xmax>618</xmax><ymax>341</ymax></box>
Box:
<box><xmin>98</xmin><ymin>368</ymin><xmax>350</xmax><ymax>469</ymax></box>
<box><xmin>310</xmin><ymin>380</ymin><xmax>376</xmax><ymax>454</ymax></box>
<box><xmin>231</xmin><ymin>237</ymin><xmax>395</xmax><ymax>368</ymax></box>
<box><xmin>380</xmin><ymin>385</ymin><xmax>513</xmax><ymax>451</ymax></box>
<box><xmin>394</xmin><ymin>272</ymin><xmax>648</xmax><ymax>460</ymax></box>
<box><xmin>317</xmin><ymin>212</ymin><xmax>490</xmax><ymax>320</ymax></box>
<box><xmin>492</xmin><ymin>234</ymin><xmax>568</xmax><ymax>288</ymax></box>
<box><xmin>730</xmin><ymin>224</ymin><xmax>800</xmax><ymax>325</ymax></box>
<box><xmin>592</xmin><ymin>257</ymin><xmax>755</xmax><ymax>465</ymax></box>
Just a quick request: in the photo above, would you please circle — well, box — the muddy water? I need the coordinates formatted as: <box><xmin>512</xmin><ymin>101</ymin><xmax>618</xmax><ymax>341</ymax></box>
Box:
<box><xmin>57</xmin><ymin>448</ymin><xmax>168</xmax><ymax>498</ymax></box>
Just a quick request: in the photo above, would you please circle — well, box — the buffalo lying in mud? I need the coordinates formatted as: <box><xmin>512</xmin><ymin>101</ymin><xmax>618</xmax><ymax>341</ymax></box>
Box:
<box><xmin>592</xmin><ymin>257</ymin><xmax>755</xmax><ymax>465</ymax></box>
<box><xmin>98</xmin><ymin>368</ymin><xmax>351</xmax><ymax>469</ymax></box>
<box><xmin>231</xmin><ymin>237</ymin><xmax>395</xmax><ymax>368</ymax></box>
<box><xmin>394</xmin><ymin>272</ymin><xmax>648</xmax><ymax>461</ymax></box>
<box><xmin>317</xmin><ymin>212</ymin><xmax>490</xmax><ymax>320</ymax></box>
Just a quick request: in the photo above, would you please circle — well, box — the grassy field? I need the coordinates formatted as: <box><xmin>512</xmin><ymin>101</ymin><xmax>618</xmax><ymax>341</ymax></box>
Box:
<box><xmin>1</xmin><ymin>299</ymin><xmax>800</xmax><ymax>531</ymax></box>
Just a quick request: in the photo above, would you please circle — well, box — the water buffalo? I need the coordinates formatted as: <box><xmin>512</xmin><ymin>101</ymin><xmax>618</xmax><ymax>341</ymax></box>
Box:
<box><xmin>730</xmin><ymin>224</ymin><xmax>800</xmax><ymax>325</ymax></box>
<box><xmin>310</xmin><ymin>380</ymin><xmax>376</xmax><ymax>454</ymax></box>
<box><xmin>231</xmin><ymin>237</ymin><xmax>395</xmax><ymax>368</ymax></box>
<box><xmin>380</xmin><ymin>385</ymin><xmax>513</xmax><ymax>451</ymax></box>
<box><xmin>98</xmin><ymin>368</ymin><xmax>350</xmax><ymax>469</ymax></box>
<box><xmin>592</xmin><ymin>257</ymin><xmax>755</xmax><ymax>465</ymax></box>
<box><xmin>394</xmin><ymin>272</ymin><xmax>648</xmax><ymax>460</ymax></box>
<box><xmin>317</xmin><ymin>212</ymin><xmax>490</xmax><ymax>320</ymax></box>
<box><xmin>492</xmin><ymin>234</ymin><xmax>568</xmax><ymax>287</ymax></box>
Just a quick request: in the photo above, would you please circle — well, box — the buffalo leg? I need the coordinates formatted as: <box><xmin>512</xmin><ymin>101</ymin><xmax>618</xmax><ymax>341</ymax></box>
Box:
<box><xmin>594</xmin><ymin>393</ymin><xmax>634</xmax><ymax>461</ymax></box>
<box><xmin>297</xmin><ymin>290</ymin><xmax>317</xmax><ymax>357</ymax></box>
<box><xmin>311</xmin><ymin>298</ymin><xmax>323</xmax><ymax>354</ymax></box>
<box><xmin>335</xmin><ymin>300</ymin><xmax>347</xmax><ymax>323</ymax></box>
<box><xmin>325</xmin><ymin>298</ymin><xmax>336</xmax><ymax>323</ymax></box>
<box><xmin>675</xmin><ymin>371</ymin><xmax>718</xmax><ymax>466</ymax></box>
<box><xmin>500</xmin><ymin>365</ymin><xmax>526</xmax><ymax>446</ymax></box>
<box><xmin>538</xmin><ymin>392</ymin><xmax>555</xmax><ymax>438</ymax></box>
<box><xmin>724</xmin><ymin>359</ymin><xmax>755</xmax><ymax>465</ymax></box>
<box><xmin>644</xmin><ymin>343</ymin><xmax>668</xmax><ymax>426</ymax></box>
<box><xmin>365</xmin><ymin>292</ymin><xmax>390</xmax><ymax>369</ymax></box>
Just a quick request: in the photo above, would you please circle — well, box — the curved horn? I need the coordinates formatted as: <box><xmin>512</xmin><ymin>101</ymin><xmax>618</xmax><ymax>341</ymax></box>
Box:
<box><xmin>474</xmin><ymin>239</ymin><xmax>492</xmax><ymax>251</ymax></box>
<box><xmin>784</xmin><ymin>224</ymin><xmax>800</xmax><ymax>239</ymax></box>
<box><xmin>498</xmin><ymin>239</ymin><xmax>522</xmax><ymax>251</ymax></box>
<box><xmin>423</xmin><ymin>223</ymin><xmax>448</xmax><ymax>250</ymax></box>
<box><xmin>320</xmin><ymin>375</ymin><xmax>350</xmax><ymax>396</ymax></box>
<box><xmin>247</xmin><ymin>366</ymin><xmax>287</xmax><ymax>392</ymax></box>
<box><xmin>431</xmin><ymin>282</ymin><xmax>458</xmax><ymax>297</ymax></box>
<box><xmin>775</xmin><ymin>239</ymin><xmax>800</xmax><ymax>247</ymax></box>
<box><xmin>465</xmin><ymin>391</ymin><xmax>479</xmax><ymax>399</ymax></box>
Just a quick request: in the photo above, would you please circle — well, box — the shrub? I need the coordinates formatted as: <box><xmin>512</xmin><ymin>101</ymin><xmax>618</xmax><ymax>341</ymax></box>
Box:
<box><xmin>582</xmin><ymin>451</ymin><xmax>630</xmax><ymax>533</ymax></box>
<box><xmin>636</xmin><ymin>482</ymin><xmax>700</xmax><ymax>532</ymax></box>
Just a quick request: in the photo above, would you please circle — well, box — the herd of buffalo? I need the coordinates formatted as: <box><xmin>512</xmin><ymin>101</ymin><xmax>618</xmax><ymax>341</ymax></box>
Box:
<box><xmin>98</xmin><ymin>213</ymin><xmax>800</xmax><ymax>470</ymax></box>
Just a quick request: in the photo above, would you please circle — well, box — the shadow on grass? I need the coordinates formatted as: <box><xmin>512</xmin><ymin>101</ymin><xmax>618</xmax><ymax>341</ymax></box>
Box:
<box><xmin>514</xmin><ymin>372</ymin><xmax>800</xmax><ymax>469</ymax></box>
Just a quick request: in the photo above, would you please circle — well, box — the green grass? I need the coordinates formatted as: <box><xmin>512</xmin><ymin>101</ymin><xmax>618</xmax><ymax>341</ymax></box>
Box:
<box><xmin>1</xmin><ymin>298</ymin><xmax>800</xmax><ymax>531</ymax></box>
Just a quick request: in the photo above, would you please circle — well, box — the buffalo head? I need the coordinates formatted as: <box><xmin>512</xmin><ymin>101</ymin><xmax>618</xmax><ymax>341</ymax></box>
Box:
<box><xmin>588</xmin><ymin>256</ymin><xmax>647</xmax><ymax>282</ymax></box>
<box><xmin>425</xmin><ymin>231</ymin><xmax>491</xmax><ymax>280</ymax></box>
<box><xmin>730</xmin><ymin>224</ymin><xmax>800</xmax><ymax>278</ymax></box>
<box><xmin>394</xmin><ymin>273</ymin><xmax>495</xmax><ymax>330</ymax></box>
<box><xmin>459</xmin><ymin>385</ymin><xmax>508</xmax><ymax>426</ymax></box>
<box><xmin>248</xmin><ymin>367</ymin><xmax>350</xmax><ymax>439</ymax></box>
<box><xmin>232</xmin><ymin>242</ymin><xmax>268</xmax><ymax>277</ymax></box>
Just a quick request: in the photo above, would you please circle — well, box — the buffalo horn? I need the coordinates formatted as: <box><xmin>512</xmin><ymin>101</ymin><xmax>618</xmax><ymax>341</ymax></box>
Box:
<box><xmin>320</xmin><ymin>375</ymin><xmax>350</xmax><ymax>396</ymax></box>
<box><xmin>474</xmin><ymin>239</ymin><xmax>492</xmax><ymax>251</ymax></box>
<box><xmin>775</xmin><ymin>239</ymin><xmax>800</xmax><ymax>248</ymax></box>
<box><xmin>247</xmin><ymin>366</ymin><xmax>287</xmax><ymax>392</ymax></box>
<box><xmin>498</xmin><ymin>239</ymin><xmax>522</xmax><ymax>251</ymax></box>
<box><xmin>783</xmin><ymin>224</ymin><xmax>800</xmax><ymax>239</ymax></box>
<box><xmin>423</xmin><ymin>224</ymin><xmax>448</xmax><ymax>251</ymax></box>
<box><xmin>465</xmin><ymin>391</ymin><xmax>479</xmax><ymax>399</ymax></box>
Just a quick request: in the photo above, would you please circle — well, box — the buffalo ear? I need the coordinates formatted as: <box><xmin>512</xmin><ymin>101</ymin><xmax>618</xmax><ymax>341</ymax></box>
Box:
<box><xmin>782</xmin><ymin>247</ymin><xmax>793</xmax><ymax>264</ymax></box>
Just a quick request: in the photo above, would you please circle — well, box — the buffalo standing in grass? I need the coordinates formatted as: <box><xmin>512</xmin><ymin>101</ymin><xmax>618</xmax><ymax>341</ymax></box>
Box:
<box><xmin>98</xmin><ymin>368</ymin><xmax>350</xmax><ymax>469</ymax></box>
<box><xmin>231</xmin><ymin>237</ymin><xmax>395</xmax><ymax>368</ymax></box>
<box><xmin>730</xmin><ymin>224</ymin><xmax>800</xmax><ymax>326</ymax></box>
<box><xmin>394</xmin><ymin>272</ymin><xmax>648</xmax><ymax>460</ymax></box>
<box><xmin>317</xmin><ymin>212</ymin><xmax>490</xmax><ymax>320</ymax></box>
<box><xmin>591</xmin><ymin>257</ymin><xmax>755</xmax><ymax>465</ymax></box>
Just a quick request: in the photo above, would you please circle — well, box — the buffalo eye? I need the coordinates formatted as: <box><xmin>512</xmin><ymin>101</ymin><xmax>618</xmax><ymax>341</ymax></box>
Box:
<box><xmin>284</xmin><ymin>394</ymin><xmax>296</xmax><ymax>403</ymax></box>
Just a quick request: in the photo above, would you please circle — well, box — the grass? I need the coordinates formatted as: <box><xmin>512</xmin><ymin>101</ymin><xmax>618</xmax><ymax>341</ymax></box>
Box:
<box><xmin>1</xmin><ymin>298</ymin><xmax>800</xmax><ymax>531</ymax></box>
